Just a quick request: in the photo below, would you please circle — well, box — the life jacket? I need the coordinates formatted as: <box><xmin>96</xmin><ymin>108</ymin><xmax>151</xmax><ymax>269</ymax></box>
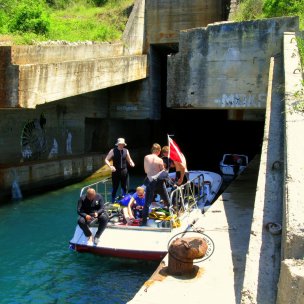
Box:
<box><xmin>113</xmin><ymin>147</ymin><xmax>127</xmax><ymax>170</ymax></box>
<box><xmin>118</xmin><ymin>194</ymin><xmax>132</xmax><ymax>206</ymax></box>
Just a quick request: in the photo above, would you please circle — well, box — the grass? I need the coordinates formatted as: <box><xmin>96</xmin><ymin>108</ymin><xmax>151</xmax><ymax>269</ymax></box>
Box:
<box><xmin>0</xmin><ymin>0</ymin><xmax>134</xmax><ymax>45</ymax></box>
<box><xmin>47</xmin><ymin>1</ymin><xmax>133</xmax><ymax>42</ymax></box>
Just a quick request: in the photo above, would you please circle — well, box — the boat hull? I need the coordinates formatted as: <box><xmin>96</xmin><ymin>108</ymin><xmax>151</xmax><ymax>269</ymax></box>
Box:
<box><xmin>70</xmin><ymin>242</ymin><xmax>167</xmax><ymax>261</ymax></box>
<box><xmin>69</xmin><ymin>170</ymin><xmax>222</xmax><ymax>261</ymax></box>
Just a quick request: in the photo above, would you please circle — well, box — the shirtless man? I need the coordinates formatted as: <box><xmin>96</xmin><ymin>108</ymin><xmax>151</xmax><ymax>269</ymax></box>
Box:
<box><xmin>174</xmin><ymin>156</ymin><xmax>189</xmax><ymax>186</ymax></box>
<box><xmin>142</xmin><ymin>143</ymin><xmax>170</xmax><ymax>225</ymax></box>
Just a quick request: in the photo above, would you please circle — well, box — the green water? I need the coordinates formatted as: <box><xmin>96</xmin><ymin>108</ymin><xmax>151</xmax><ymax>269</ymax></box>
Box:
<box><xmin>0</xmin><ymin>177</ymin><xmax>157</xmax><ymax>304</ymax></box>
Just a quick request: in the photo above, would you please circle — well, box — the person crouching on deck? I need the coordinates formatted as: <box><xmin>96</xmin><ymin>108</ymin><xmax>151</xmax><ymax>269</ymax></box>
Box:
<box><xmin>77</xmin><ymin>188</ymin><xmax>109</xmax><ymax>245</ymax></box>
<box><xmin>122</xmin><ymin>186</ymin><xmax>146</xmax><ymax>225</ymax></box>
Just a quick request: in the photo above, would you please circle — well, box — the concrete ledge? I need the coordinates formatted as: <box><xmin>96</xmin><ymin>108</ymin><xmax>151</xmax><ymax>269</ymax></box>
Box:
<box><xmin>283</xmin><ymin>32</ymin><xmax>304</xmax><ymax>260</ymax></box>
<box><xmin>241</xmin><ymin>56</ymin><xmax>284</xmax><ymax>304</ymax></box>
<box><xmin>18</xmin><ymin>55</ymin><xmax>147</xmax><ymax>107</ymax></box>
<box><xmin>0</xmin><ymin>154</ymin><xmax>106</xmax><ymax>202</ymax></box>
<box><xmin>11</xmin><ymin>43</ymin><xmax>125</xmax><ymax>65</ymax></box>
<box><xmin>274</xmin><ymin>31</ymin><xmax>304</xmax><ymax>304</ymax></box>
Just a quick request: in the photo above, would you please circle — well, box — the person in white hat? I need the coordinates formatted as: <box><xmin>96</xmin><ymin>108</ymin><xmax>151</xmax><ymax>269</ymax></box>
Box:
<box><xmin>105</xmin><ymin>138</ymin><xmax>135</xmax><ymax>202</ymax></box>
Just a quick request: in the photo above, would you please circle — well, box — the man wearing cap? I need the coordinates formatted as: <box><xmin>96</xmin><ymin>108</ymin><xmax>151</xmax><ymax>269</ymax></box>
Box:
<box><xmin>105</xmin><ymin>138</ymin><xmax>135</xmax><ymax>202</ymax></box>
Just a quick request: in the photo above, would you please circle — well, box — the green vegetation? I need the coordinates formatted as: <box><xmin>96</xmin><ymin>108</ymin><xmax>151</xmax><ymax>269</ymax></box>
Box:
<box><xmin>0</xmin><ymin>0</ymin><xmax>134</xmax><ymax>44</ymax></box>
<box><xmin>232</xmin><ymin>0</ymin><xmax>304</xmax><ymax>28</ymax></box>
<box><xmin>233</xmin><ymin>0</ymin><xmax>304</xmax><ymax>77</ymax></box>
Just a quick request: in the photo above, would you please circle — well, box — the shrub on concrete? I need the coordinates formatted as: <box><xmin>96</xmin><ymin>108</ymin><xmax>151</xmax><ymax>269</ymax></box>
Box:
<box><xmin>232</xmin><ymin>0</ymin><xmax>264</xmax><ymax>21</ymax></box>
<box><xmin>0</xmin><ymin>11</ymin><xmax>8</xmax><ymax>33</ymax></box>
<box><xmin>263</xmin><ymin>0</ymin><xmax>304</xmax><ymax>17</ymax></box>
<box><xmin>8</xmin><ymin>0</ymin><xmax>50</xmax><ymax>35</ymax></box>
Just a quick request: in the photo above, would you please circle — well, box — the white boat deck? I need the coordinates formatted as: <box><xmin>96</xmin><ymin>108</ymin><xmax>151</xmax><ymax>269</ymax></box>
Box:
<box><xmin>71</xmin><ymin>208</ymin><xmax>201</xmax><ymax>253</ymax></box>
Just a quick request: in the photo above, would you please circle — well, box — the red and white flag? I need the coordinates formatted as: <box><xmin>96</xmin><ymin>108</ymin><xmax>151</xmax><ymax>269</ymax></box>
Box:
<box><xmin>168</xmin><ymin>135</ymin><xmax>186</xmax><ymax>164</ymax></box>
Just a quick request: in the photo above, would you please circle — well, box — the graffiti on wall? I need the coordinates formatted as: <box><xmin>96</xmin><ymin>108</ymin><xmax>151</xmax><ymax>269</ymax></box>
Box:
<box><xmin>66</xmin><ymin>130</ymin><xmax>72</xmax><ymax>155</ymax></box>
<box><xmin>214</xmin><ymin>93</ymin><xmax>266</xmax><ymax>108</ymax></box>
<box><xmin>21</xmin><ymin>113</ymin><xmax>47</xmax><ymax>160</ymax></box>
<box><xmin>48</xmin><ymin>138</ymin><xmax>59</xmax><ymax>159</ymax></box>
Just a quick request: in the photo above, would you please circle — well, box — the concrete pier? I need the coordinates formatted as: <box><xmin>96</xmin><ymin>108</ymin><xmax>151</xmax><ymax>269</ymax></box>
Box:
<box><xmin>128</xmin><ymin>156</ymin><xmax>260</xmax><ymax>303</ymax></box>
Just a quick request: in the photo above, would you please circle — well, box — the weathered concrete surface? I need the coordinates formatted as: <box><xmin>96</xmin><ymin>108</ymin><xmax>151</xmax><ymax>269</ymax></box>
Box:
<box><xmin>123</xmin><ymin>0</ymin><xmax>146</xmax><ymax>55</ymax></box>
<box><xmin>1</xmin><ymin>44</ymin><xmax>147</xmax><ymax>108</ymax></box>
<box><xmin>10</xmin><ymin>43</ymin><xmax>125</xmax><ymax>65</ymax></box>
<box><xmin>17</xmin><ymin>54</ymin><xmax>147</xmax><ymax>108</ymax></box>
<box><xmin>167</xmin><ymin>17</ymin><xmax>299</xmax><ymax>110</ymax></box>
<box><xmin>0</xmin><ymin>47</ymin><xmax>19</xmax><ymax>107</ymax></box>
<box><xmin>277</xmin><ymin>259</ymin><xmax>304</xmax><ymax>304</ymax></box>
<box><xmin>241</xmin><ymin>56</ymin><xmax>283</xmax><ymax>304</ymax></box>
<box><xmin>128</xmin><ymin>156</ymin><xmax>260</xmax><ymax>304</ymax></box>
<box><xmin>282</xmin><ymin>32</ymin><xmax>304</xmax><ymax>260</ymax></box>
<box><xmin>0</xmin><ymin>154</ymin><xmax>106</xmax><ymax>202</ymax></box>
<box><xmin>0</xmin><ymin>93</ymin><xmax>109</xmax><ymax>163</ymax></box>
<box><xmin>276</xmin><ymin>32</ymin><xmax>304</xmax><ymax>304</ymax></box>
<box><xmin>145</xmin><ymin>0</ymin><xmax>224</xmax><ymax>44</ymax></box>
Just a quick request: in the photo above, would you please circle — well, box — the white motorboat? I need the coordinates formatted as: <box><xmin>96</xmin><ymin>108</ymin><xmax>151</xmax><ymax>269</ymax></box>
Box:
<box><xmin>219</xmin><ymin>154</ymin><xmax>248</xmax><ymax>176</ymax></box>
<box><xmin>69</xmin><ymin>170</ymin><xmax>222</xmax><ymax>261</ymax></box>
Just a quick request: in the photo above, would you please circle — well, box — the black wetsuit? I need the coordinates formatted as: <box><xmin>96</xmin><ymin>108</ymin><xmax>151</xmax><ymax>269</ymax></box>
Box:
<box><xmin>142</xmin><ymin>173</ymin><xmax>170</xmax><ymax>225</ymax></box>
<box><xmin>111</xmin><ymin>147</ymin><xmax>129</xmax><ymax>202</ymax></box>
<box><xmin>77</xmin><ymin>193</ymin><xmax>109</xmax><ymax>238</ymax></box>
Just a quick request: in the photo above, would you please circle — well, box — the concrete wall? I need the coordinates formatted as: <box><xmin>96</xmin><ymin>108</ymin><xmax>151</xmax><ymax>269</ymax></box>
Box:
<box><xmin>123</xmin><ymin>0</ymin><xmax>146</xmax><ymax>55</ymax></box>
<box><xmin>145</xmin><ymin>0</ymin><xmax>224</xmax><ymax>44</ymax></box>
<box><xmin>0</xmin><ymin>44</ymin><xmax>147</xmax><ymax>108</ymax></box>
<box><xmin>241</xmin><ymin>56</ymin><xmax>284</xmax><ymax>304</ymax></box>
<box><xmin>0</xmin><ymin>47</ymin><xmax>19</xmax><ymax>107</ymax></box>
<box><xmin>18</xmin><ymin>54</ymin><xmax>147</xmax><ymax>108</ymax></box>
<box><xmin>0</xmin><ymin>38</ymin><xmax>147</xmax><ymax>108</ymax></box>
<box><xmin>276</xmin><ymin>32</ymin><xmax>304</xmax><ymax>304</ymax></box>
<box><xmin>0</xmin><ymin>91</ymin><xmax>109</xmax><ymax>164</ymax></box>
<box><xmin>167</xmin><ymin>17</ymin><xmax>299</xmax><ymax>110</ymax></box>
<box><xmin>0</xmin><ymin>154</ymin><xmax>105</xmax><ymax>202</ymax></box>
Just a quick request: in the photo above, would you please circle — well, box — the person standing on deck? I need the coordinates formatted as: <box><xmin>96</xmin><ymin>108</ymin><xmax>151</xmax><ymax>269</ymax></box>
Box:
<box><xmin>168</xmin><ymin>137</ymin><xmax>189</xmax><ymax>186</ymax></box>
<box><xmin>161</xmin><ymin>145</ymin><xmax>175</xmax><ymax>173</ymax></box>
<box><xmin>105</xmin><ymin>138</ymin><xmax>135</xmax><ymax>202</ymax></box>
<box><xmin>142</xmin><ymin>143</ymin><xmax>170</xmax><ymax>226</ymax></box>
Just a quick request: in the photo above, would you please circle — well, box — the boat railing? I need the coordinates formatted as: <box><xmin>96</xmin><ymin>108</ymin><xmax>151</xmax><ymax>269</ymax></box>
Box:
<box><xmin>80</xmin><ymin>177</ymin><xmax>112</xmax><ymax>202</ymax></box>
<box><xmin>168</xmin><ymin>173</ymin><xmax>206</xmax><ymax>215</ymax></box>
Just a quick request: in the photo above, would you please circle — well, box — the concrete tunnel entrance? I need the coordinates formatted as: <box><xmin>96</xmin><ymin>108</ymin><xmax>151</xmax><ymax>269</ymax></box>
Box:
<box><xmin>150</xmin><ymin>44</ymin><xmax>265</xmax><ymax>173</ymax></box>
